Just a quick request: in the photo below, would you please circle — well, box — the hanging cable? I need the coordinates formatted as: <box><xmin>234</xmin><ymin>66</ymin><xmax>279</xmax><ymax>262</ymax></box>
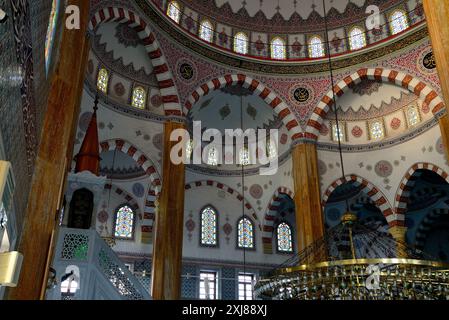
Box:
<box><xmin>322</xmin><ymin>0</ymin><xmax>350</xmax><ymax>213</ymax></box>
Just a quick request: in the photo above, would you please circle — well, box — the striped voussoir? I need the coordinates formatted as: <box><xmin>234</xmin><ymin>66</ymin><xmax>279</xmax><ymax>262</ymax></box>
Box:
<box><xmin>322</xmin><ymin>175</ymin><xmax>395</xmax><ymax>226</ymax></box>
<box><xmin>89</xmin><ymin>7</ymin><xmax>181</xmax><ymax>116</ymax></box>
<box><xmin>184</xmin><ymin>180</ymin><xmax>259</xmax><ymax>224</ymax></box>
<box><xmin>415</xmin><ymin>208</ymin><xmax>449</xmax><ymax>250</ymax></box>
<box><xmin>104</xmin><ymin>183</ymin><xmax>141</xmax><ymax>217</ymax></box>
<box><xmin>100</xmin><ymin>139</ymin><xmax>161</xmax><ymax>242</ymax></box>
<box><xmin>183</xmin><ymin>74</ymin><xmax>303</xmax><ymax>140</ymax></box>
<box><xmin>306</xmin><ymin>68</ymin><xmax>445</xmax><ymax>140</ymax></box>
<box><xmin>395</xmin><ymin>163</ymin><xmax>449</xmax><ymax>226</ymax></box>
<box><xmin>262</xmin><ymin>187</ymin><xmax>294</xmax><ymax>254</ymax></box>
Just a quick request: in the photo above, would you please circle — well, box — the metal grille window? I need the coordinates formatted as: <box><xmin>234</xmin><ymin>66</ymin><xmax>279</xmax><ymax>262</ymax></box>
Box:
<box><xmin>199</xmin><ymin>271</ymin><xmax>218</xmax><ymax>300</ymax></box>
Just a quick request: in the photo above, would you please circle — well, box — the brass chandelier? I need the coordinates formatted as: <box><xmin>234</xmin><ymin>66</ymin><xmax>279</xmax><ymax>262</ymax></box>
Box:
<box><xmin>254</xmin><ymin>213</ymin><xmax>449</xmax><ymax>300</ymax></box>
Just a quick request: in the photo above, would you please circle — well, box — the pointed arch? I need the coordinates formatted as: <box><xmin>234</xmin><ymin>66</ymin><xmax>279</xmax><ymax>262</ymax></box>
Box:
<box><xmin>89</xmin><ymin>7</ymin><xmax>182</xmax><ymax>116</ymax></box>
<box><xmin>99</xmin><ymin>139</ymin><xmax>161</xmax><ymax>241</ymax></box>
<box><xmin>262</xmin><ymin>187</ymin><xmax>294</xmax><ymax>254</ymax></box>
<box><xmin>322</xmin><ymin>175</ymin><xmax>394</xmax><ymax>226</ymax></box>
<box><xmin>104</xmin><ymin>183</ymin><xmax>142</xmax><ymax>218</ymax></box>
<box><xmin>394</xmin><ymin>163</ymin><xmax>449</xmax><ymax>226</ymax></box>
<box><xmin>306</xmin><ymin>68</ymin><xmax>445</xmax><ymax>140</ymax></box>
<box><xmin>184</xmin><ymin>74</ymin><xmax>303</xmax><ymax>140</ymax></box>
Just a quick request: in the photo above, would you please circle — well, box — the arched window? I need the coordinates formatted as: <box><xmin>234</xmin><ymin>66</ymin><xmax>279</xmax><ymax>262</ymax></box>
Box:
<box><xmin>308</xmin><ymin>36</ymin><xmax>325</xmax><ymax>58</ymax></box>
<box><xmin>369</xmin><ymin>120</ymin><xmax>385</xmax><ymax>140</ymax></box>
<box><xmin>277</xmin><ymin>222</ymin><xmax>293</xmax><ymax>252</ymax></box>
<box><xmin>349</xmin><ymin>26</ymin><xmax>366</xmax><ymax>51</ymax></box>
<box><xmin>114</xmin><ymin>205</ymin><xmax>135</xmax><ymax>239</ymax></box>
<box><xmin>389</xmin><ymin>10</ymin><xmax>409</xmax><ymax>35</ymax></box>
<box><xmin>271</xmin><ymin>37</ymin><xmax>286</xmax><ymax>60</ymax></box>
<box><xmin>200</xmin><ymin>206</ymin><xmax>218</xmax><ymax>246</ymax></box>
<box><xmin>234</xmin><ymin>32</ymin><xmax>249</xmax><ymax>54</ymax></box>
<box><xmin>97</xmin><ymin>68</ymin><xmax>109</xmax><ymax>93</ymax></box>
<box><xmin>131</xmin><ymin>86</ymin><xmax>146</xmax><ymax>109</ymax></box>
<box><xmin>45</xmin><ymin>0</ymin><xmax>61</xmax><ymax>74</ymax></box>
<box><xmin>239</xmin><ymin>147</ymin><xmax>250</xmax><ymax>166</ymax></box>
<box><xmin>237</xmin><ymin>217</ymin><xmax>254</xmax><ymax>249</ymax></box>
<box><xmin>199</xmin><ymin>20</ymin><xmax>214</xmax><ymax>43</ymax></box>
<box><xmin>167</xmin><ymin>1</ymin><xmax>181</xmax><ymax>23</ymax></box>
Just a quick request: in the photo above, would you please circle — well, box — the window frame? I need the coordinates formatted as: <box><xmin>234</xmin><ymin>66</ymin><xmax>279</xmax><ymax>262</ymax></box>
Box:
<box><xmin>308</xmin><ymin>35</ymin><xmax>325</xmax><ymax>58</ymax></box>
<box><xmin>198</xmin><ymin>19</ymin><xmax>214</xmax><ymax>43</ymax></box>
<box><xmin>276</xmin><ymin>221</ymin><xmax>294</xmax><ymax>254</ymax></box>
<box><xmin>368</xmin><ymin>119</ymin><xmax>386</xmax><ymax>140</ymax></box>
<box><xmin>348</xmin><ymin>25</ymin><xmax>367</xmax><ymax>51</ymax></box>
<box><xmin>113</xmin><ymin>203</ymin><xmax>136</xmax><ymax>241</ymax></box>
<box><xmin>97</xmin><ymin>67</ymin><xmax>109</xmax><ymax>94</ymax></box>
<box><xmin>237</xmin><ymin>272</ymin><xmax>256</xmax><ymax>300</ymax></box>
<box><xmin>236</xmin><ymin>216</ymin><xmax>256</xmax><ymax>251</ymax></box>
<box><xmin>166</xmin><ymin>0</ymin><xmax>182</xmax><ymax>24</ymax></box>
<box><xmin>233</xmin><ymin>32</ymin><xmax>249</xmax><ymax>54</ymax></box>
<box><xmin>199</xmin><ymin>269</ymin><xmax>219</xmax><ymax>300</ymax></box>
<box><xmin>199</xmin><ymin>205</ymin><xmax>219</xmax><ymax>248</ymax></box>
<box><xmin>389</xmin><ymin>9</ymin><xmax>409</xmax><ymax>35</ymax></box>
<box><xmin>270</xmin><ymin>36</ymin><xmax>287</xmax><ymax>60</ymax></box>
<box><xmin>330</xmin><ymin>120</ymin><xmax>347</xmax><ymax>143</ymax></box>
<box><xmin>131</xmin><ymin>85</ymin><xmax>147</xmax><ymax>110</ymax></box>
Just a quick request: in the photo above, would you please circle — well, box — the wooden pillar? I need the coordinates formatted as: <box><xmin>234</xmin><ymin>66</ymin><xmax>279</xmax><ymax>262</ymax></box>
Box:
<box><xmin>7</xmin><ymin>1</ymin><xmax>91</xmax><ymax>300</ymax></box>
<box><xmin>291</xmin><ymin>142</ymin><xmax>325</xmax><ymax>254</ymax></box>
<box><xmin>389</xmin><ymin>226</ymin><xmax>408</xmax><ymax>258</ymax></box>
<box><xmin>423</xmin><ymin>0</ymin><xmax>449</xmax><ymax>158</ymax></box>
<box><xmin>151</xmin><ymin>121</ymin><xmax>186</xmax><ymax>300</ymax></box>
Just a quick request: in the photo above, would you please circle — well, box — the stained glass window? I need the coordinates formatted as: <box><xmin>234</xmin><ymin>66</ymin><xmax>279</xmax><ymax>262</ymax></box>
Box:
<box><xmin>97</xmin><ymin>68</ymin><xmax>109</xmax><ymax>93</ymax></box>
<box><xmin>309</xmin><ymin>36</ymin><xmax>325</xmax><ymax>58</ymax></box>
<box><xmin>167</xmin><ymin>1</ymin><xmax>181</xmax><ymax>23</ymax></box>
<box><xmin>201</xmin><ymin>207</ymin><xmax>217</xmax><ymax>246</ymax></box>
<box><xmin>114</xmin><ymin>205</ymin><xmax>134</xmax><ymax>239</ymax></box>
<box><xmin>239</xmin><ymin>147</ymin><xmax>250</xmax><ymax>166</ymax></box>
<box><xmin>390</xmin><ymin>10</ymin><xmax>409</xmax><ymax>35</ymax></box>
<box><xmin>186</xmin><ymin>139</ymin><xmax>193</xmax><ymax>160</ymax></box>
<box><xmin>369</xmin><ymin>120</ymin><xmax>385</xmax><ymax>140</ymax></box>
<box><xmin>234</xmin><ymin>32</ymin><xmax>249</xmax><ymax>54</ymax></box>
<box><xmin>207</xmin><ymin>147</ymin><xmax>219</xmax><ymax>166</ymax></box>
<box><xmin>277</xmin><ymin>222</ymin><xmax>293</xmax><ymax>252</ymax></box>
<box><xmin>349</xmin><ymin>27</ymin><xmax>366</xmax><ymax>51</ymax></box>
<box><xmin>45</xmin><ymin>0</ymin><xmax>60</xmax><ymax>74</ymax></box>
<box><xmin>271</xmin><ymin>37</ymin><xmax>286</xmax><ymax>60</ymax></box>
<box><xmin>406</xmin><ymin>105</ymin><xmax>421</xmax><ymax>127</ymax></box>
<box><xmin>199</xmin><ymin>20</ymin><xmax>213</xmax><ymax>43</ymax></box>
<box><xmin>131</xmin><ymin>86</ymin><xmax>146</xmax><ymax>109</ymax></box>
<box><xmin>238</xmin><ymin>217</ymin><xmax>254</xmax><ymax>249</ymax></box>
<box><xmin>332</xmin><ymin>123</ymin><xmax>345</xmax><ymax>142</ymax></box>
<box><xmin>267</xmin><ymin>140</ymin><xmax>277</xmax><ymax>160</ymax></box>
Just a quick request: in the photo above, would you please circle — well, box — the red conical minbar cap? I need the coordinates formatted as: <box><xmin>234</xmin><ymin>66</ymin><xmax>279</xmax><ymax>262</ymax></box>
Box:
<box><xmin>75</xmin><ymin>97</ymin><xmax>101</xmax><ymax>175</ymax></box>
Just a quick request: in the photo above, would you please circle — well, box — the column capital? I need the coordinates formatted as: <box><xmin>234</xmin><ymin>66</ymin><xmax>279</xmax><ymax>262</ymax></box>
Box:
<box><xmin>389</xmin><ymin>226</ymin><xmax>408</xmax><ymax>241</ymax></box>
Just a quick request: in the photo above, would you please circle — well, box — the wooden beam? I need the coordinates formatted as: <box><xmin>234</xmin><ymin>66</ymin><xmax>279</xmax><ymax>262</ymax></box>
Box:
<box><xmin>151</xmin><ymin>121</ymin><xmax>186</xmax><ymax>300</ymax></box>
<box><xmin>7</xmin><ymin>0</ymin><xmax>91</xmax><ymax>300</ymax></box>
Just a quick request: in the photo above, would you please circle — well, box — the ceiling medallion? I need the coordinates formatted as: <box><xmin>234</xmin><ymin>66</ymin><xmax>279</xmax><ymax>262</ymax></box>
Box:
<box><xmin>293</xmin><ymin>87</ymin><xmax>310</xmax><ymax>103</ymax></box>
<box><xmin>423</xmin><ymin>51</ymin><xmax>436</xmax><ymax>70</ymax></box>
<box><xmin>176</xmin><ymin>59</ymin><xmax>197</xmax><ymax>83</ymax></box>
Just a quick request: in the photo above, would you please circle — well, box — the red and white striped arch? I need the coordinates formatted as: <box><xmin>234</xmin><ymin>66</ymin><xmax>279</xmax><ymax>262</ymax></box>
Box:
<box><xmin>322</xmin><ymin>175</ymin><xmax>395</xmax><ymax>226</ymax></box>
<box><xmin>104</xmin><ymin>183</ymin><xmax>141</xmax><ymax>217</ymax></box>
<box><xmin>306</xmin><ymin>68</ymin><xmax>445</xmax><ymax>140</ymax></box>
<box><xmin>183</xmin><ymin>74</ymin><xmax>303</xmax><ymax>140</ymax></box>
<box><xmin>394</xmin><ymin>163</ymin><xmax>449</xmax><ymax>224</ymax></box>
<box><xmin>89</xmin><ymin>7</ymin><xmax>182</xmax><ymax>116</ymax></box>
<box><xmin>100</xmin><ymin>139</ymin><xmax>161</xmax><ymax>241</ymax></box>
<box><xmin>262</xmin><ymin>187</ymin><xmax>294</xmax><ymax>254</ymax></box>
<box><xmin>184</xmin><ymin>180</ymin><xmax>259</xmax><ymax>224</ymax></box>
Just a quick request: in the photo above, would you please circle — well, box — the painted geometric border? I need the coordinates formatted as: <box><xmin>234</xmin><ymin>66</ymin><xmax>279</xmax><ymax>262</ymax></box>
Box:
<box><xmin>184</xmin><ymin>74</ymin><xmax>303</xmax><ymax>140</ymax></box>
<box><xmin>306</xmin><ymin>68</ymin><xmax>445</xmax><ymax>140</ymax></box>
<box><xmin>89</xmin><ymin>7</ymin><xmax>182</xmax><ymax>116</ymax></box>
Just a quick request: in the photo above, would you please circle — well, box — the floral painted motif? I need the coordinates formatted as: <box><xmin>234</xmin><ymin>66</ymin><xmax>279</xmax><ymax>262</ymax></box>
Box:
<box><xmin>351</xmin><ymin>125</ymin><xmax>363</xmax><ymax>138</ymax></box>
<box><xmin>375</xmin><ymin>160</ymin><xmax>393</xmax><ymax>178</ymax></box>
<box><xmin>390</xmin><ymin>118</ymin><xmax>401</xmax><ymax>130</ymax></box>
